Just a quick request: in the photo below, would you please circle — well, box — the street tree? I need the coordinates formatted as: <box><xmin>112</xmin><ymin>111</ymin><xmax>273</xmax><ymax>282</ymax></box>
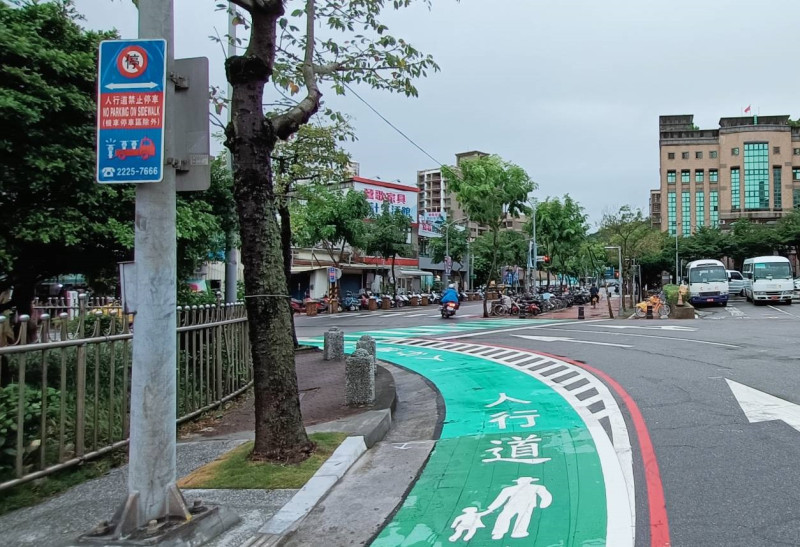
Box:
<box><xmin>292</xmin><ymin>184</ymin><xmax>373</xmax><ymax>268</ymax></box>
<box><xmin>471</xmin><ymin>230</ymin><xmax>527</xmax><ymax>287</ymax></box>
<box><xmin>365</xmin><ymin>200</ymin><xmax>412</xmax><ymax>295</ymax></box>
<box><xmin>727</xmin><ymin>219</ymin><xmax>779</xmax><ymax>267</ymax></box>
<box><xmin>776</xmin><ymin>209</ymin><xmax>800</xmax><ymax>257</ymax></box>
<box><xmin>443</xmin><ymin>156</ymin><xmax>535</xmax><ymax>317</ymax></box>
<box><xmin>529</xmin><ymin>196</ymin><xmax>587</xmax><ymax>287</ymax></box>
<box><xmin>679</xmin><ymin>227</ymin><xmax>732</xmax><ymax>264</ymax></box>
<box><xmin>224</xmin><ymin>0</ymin><xmax>438</xmax><ymax>462</ymax></box>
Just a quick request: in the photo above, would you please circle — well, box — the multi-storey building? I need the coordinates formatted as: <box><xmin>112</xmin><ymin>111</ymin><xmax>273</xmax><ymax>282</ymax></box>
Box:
<box><xmin>655</xmin><ymin>114</ymin><xmax>800</xmax><ymax>236</ymax></box>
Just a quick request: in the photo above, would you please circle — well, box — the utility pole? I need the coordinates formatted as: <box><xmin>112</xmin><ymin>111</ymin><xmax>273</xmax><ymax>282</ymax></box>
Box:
<box><xmin>224</xmin><ymin>2</ymin><xmax>238</xmax><ymax>303</ymax></box>
<box><xmin>128</xmin><ymin>0</ymin><xmax>181</xmax><ymax>528</ymax></box>
<box><xmin>443</xmin><ymin>221</ymin><xmax>450</xmax><ymax>288</ymax></box>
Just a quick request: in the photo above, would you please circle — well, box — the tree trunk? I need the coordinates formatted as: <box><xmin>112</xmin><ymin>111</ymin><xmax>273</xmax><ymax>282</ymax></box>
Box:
<box><xmin>226</xmin><ymin>49</ymin><xmax>312</xmax><ymax>463</ymax></box>
<box><xmin>279</xmin><ymin>202</ymin><xmax>299</xmax><ymax>348</ymax></box>
<box><xmin>483</xmin><ymin>229</ymin><xmax>500</xmax><ymax>318</ymax></box>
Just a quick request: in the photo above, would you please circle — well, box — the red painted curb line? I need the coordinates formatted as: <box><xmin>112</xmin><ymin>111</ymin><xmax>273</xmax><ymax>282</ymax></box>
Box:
<box><xmin>450</xmin><ymin>341</ymin><xmax>671</xmax><ymax>547</ymax></box>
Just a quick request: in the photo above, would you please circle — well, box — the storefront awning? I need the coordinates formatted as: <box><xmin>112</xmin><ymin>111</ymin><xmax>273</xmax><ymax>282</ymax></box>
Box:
<box><xmin>290</xmin><ymin>266</ymin><xmax>326</xmax><ymax>274</ymax></box>
<box><xmin>395</xmin><ymin>269</ymin><xmax>432</xmax><ymax>278</ymax></box>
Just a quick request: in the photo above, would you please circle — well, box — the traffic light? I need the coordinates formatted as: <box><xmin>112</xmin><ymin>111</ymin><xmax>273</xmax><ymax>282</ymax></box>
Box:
<box><xmin>614</xmin><ymin>271</ymin><xmax>619</xmax><ymax>278</ymax></box>
<box><xmin>543</xmin><ymin>255</ymin><xmax>550</xmax><ymax>264</ymax></box>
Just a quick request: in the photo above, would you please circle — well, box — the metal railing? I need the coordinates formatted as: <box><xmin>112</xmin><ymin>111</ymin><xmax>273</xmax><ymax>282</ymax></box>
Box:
<box><xmin>0</xmin><ymin>296</ymin><xmax>252</xmax><ymax>491</ymax></box>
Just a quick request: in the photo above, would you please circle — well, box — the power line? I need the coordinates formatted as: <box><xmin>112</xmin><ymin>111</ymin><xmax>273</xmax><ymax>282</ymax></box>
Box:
<box><xmin>342</xmin><ymin>81</ymin><xmax>444</xmax><ymax>167</ymax></box>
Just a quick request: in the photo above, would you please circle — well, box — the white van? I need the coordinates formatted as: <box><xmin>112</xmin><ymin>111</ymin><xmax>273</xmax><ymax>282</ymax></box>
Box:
<box><xmin>684</xmin><ymin>259</ymin><xmax>729</xmax><ymax>306</ymax></box>
<box><xmin>742</xmin><ymin>256</ymin><xmax>793</xmax><ymax>305</ymax></box>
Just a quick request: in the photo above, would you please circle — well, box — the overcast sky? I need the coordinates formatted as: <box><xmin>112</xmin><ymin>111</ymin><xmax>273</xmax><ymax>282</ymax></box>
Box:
<box><xmin>76</xmin><ymin>0</ymin><xmax>800</xmax><ymax>227</ymax></box>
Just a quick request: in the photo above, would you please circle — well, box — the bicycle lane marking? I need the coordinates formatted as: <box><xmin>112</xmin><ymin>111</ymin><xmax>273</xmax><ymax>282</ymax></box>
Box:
<box><xmin>361</xmin><ymin>339</ymin><xmax>635</xmax><ymax>546</ymax></box>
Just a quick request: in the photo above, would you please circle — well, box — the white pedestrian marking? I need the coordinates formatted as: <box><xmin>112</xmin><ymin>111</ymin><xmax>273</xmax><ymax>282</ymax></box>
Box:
<box><xmin>512</xmin><ymin>334</ymin><xmax>633</xmax><ymax>348</ymax></box>
<box><xmin>725</xmin><ymin>306</ymin><xmax>746</xmax><ymax>317</ymax></box>
<box><xmin>726</xmin><ymin>379</ymin><xmax>800</xmax><ymax>434</ymax></box>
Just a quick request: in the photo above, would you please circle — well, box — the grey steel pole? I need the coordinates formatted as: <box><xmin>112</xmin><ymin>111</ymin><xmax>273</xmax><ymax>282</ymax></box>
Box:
<box><xmin>618</xmin><ymin>247</ymin><xmax>623</xmax><ymax>317</ymax></box>
<box><xmin>675</xmin><ymin>230</ymin><xmax>679</xmax><ymax>284</ymax></box>
<box><xmin>128</xmin><ymin>0</ymin><xmax>182</xmax><ymax>528</ymax></box>
<box><xmin>443</xmin><ymin>223</ymin><xmax>449</xmax><ymax>287</ymax></box>
<box><xmin>532</xmin><ymin>202</ymin><xmax>537</xmax><ymax>291</ymax></box>
<box><xmin>224</xmin><ymin>3</ymin><xmax>238</xmax><ymax>303</ymax></box>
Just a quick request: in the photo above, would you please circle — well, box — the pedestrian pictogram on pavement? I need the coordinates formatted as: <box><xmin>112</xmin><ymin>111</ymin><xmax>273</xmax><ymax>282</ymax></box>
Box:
<box><xmin>96</xmin><ymin>39</ymin><xmax>167</xmax><ymax>184</ymax></box>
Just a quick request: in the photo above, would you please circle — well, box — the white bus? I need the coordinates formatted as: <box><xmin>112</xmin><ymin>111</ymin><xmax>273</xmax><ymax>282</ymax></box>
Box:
<box><xmin>684</xmin><ymin>259</ymin><xmax>729</xmax><ymax>307</ymax></box>
<box><xmin>742</xmin><ymin>255</ymin><xmax>793</xmax><ymax>305</ymax></box>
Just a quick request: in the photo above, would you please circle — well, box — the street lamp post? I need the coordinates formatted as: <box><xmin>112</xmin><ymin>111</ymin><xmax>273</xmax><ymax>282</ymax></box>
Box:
<box><xmin>605</xmin><ymin>246</ymin><xmax>622</xmax><ymax>317</ymax></box>
<box><xmin>675</xmin><ymin>229</ymin><xmax>679</xmax><ymax>285</ymax></box>
<box><xmin>527</xmin><ymin>199</ymin><xmax>537</xmax><ymax>290</ymax></box>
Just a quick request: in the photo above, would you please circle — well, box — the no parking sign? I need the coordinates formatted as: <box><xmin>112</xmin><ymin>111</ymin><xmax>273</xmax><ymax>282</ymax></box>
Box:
<box><xmin>96</xmin><ymin>39</ymin><xmax>167</xmax><ymax>183</ymax></box>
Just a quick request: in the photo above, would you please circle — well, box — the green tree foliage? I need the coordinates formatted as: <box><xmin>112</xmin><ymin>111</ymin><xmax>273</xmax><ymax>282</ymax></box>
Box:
<box><xmin>292</xmin><ymin>185</ymin><xmax>372</xmax><ymax>266</ymax></box>
<box><xmin>530</xmin><ymin>196</ymin><xmax>588</xmax><ymax>285</ymax></box>
<box><xmin>365</xmin><ymin>200</ymin><xmax>412</xmax><ymax>295</ymax></box>
<box><xmin>471</xmin><ymin>230</ymin><xmax>527</xmax><ymax>286</ymax></box>
<box><xmin>0</xmin><ymin>0</ymin><xmax>132</xmax><ymax>312</ymax></box>
<box><xmin>443</xmin><ymin>155</ymin><xmax>535</xmax><ymax>316</ymax></box>
<box><xmin>727</xmin><ymin>219</ymin><xmax>779</xmax><ymax>267</ymax></box>
<box><xmin>678</xmin><ymin>227</ymin><xmax>732</xmax><ymax>264</ymax></box>
<box><xmin>776</xmin><ymin>209</ymin><xmax>800</xmax><ymax>255</ymax></box>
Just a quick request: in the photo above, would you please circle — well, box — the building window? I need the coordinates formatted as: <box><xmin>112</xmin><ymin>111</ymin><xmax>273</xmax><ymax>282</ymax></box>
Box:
<box><xmin>682</xmin><ymin>152</ymin><xmax>689</xmax><ymax>160</ymax></box>
<box><xmin>773</xmin><ymin>146</ymin><xmax>781</xmax><ymax>154</ymax></box>
<box><xmin>732</xmin><ymin>147</ymin><xmax>740</xmax><ymax>156</ymax></box>
<box><xmin>795</xmin><ymin>189</ymin><xmax>800</xmax><ymax>209</ymax></box>
<box><xmin>667</xmin><ymin>170</ymin><xmax>676</xmax><ymax>184</ymax></box>
<box><xmin>794</xmin><ymin>168</ymin><xmax>800</xmax><ymax>181</ymax></box>
<box><xmin>695</xmin><ymin>191</ymin><xmax>705</xmax><ymax>228</ymax></box>
<box><xmin>696</xmin><ymin>151</ymin><xmax>703</xmax><ymax>159</ymax></box>
<box><xmin>773</xmin><ymin>167</ymin><xmax>782</xmax><ymax>209</ymax></box>
<box><xmin>695</xmin><ymin>169</ymin><xmax>704</xmax><ymax>183</ymax></box>
<box><xmin>744</xmin><ymin>143</ymin><xmax>769</xmax><ymax>209</ymax></box>
<box><xmin>667</xmin><ymin>192</ymin><xmax>677</xmax><ymax>236</ymax></box>
<box><xmin>794</xmin><ymin>148</ymin><xmax>800</xmax><ymax>156</ymax></box>
<box><xmin>709</xmin><ymin>169</ymin><xmax>718</xmax><ymax>183</ymax></box>
<box><xmin>731</xmin><ymin>167</ymin><xmax>740</xmax><ymax>209</ymax></box>
<box><xmin>710</xmin><ymin>191</ymin><xmax>719</xmax><ymax>228</ymax></box>
<box><xmin>710</xmin><ymin>151</ymin><xmax>718</xmax><ymax>159</ymax></box>
<box><xmin>668</xmin><ymin>152</ymin><xmax>675</xmax><ymax>160</ymax></box>
<box><xmin>681</xmin><ymin>170</ymin><xmax>690</xmax><ymax>183</ymax></box>
<box><xmin>681</xmin><ymin>192</ymin><xmax>691</xmax><ymax>236</ymax></box>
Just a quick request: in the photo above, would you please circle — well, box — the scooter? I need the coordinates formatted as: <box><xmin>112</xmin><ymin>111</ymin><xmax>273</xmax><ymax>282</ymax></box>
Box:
<box><xmin>441</xmin><ymin>301</ymin><xmax>458</xmax><ymax>319</ymax></box>
<box><xmin>290</xmin><ymin>298</ymin><xmax>305</xmax><ymax>314</ymax></box>
<box><xmin>342</xmin><ymin>292</ymin><xmax>360</xmax><ymax>311</ymax></box>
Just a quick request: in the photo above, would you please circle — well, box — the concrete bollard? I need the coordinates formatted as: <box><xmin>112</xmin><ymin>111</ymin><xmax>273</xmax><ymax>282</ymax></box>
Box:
<box><xmin>356</xmin><ymin>335</ymin><xmax>376</xmax><ymax>365</ymax></box>
<box><xmin>323</xmin><ymin>327</ymin><xmax>344</xmax><ymax>361</ymax></box>
<box><xmin>346</xmin><ymin>348</ymin><xmax>375</xmax><ymax>406</ymax></box>
<box><xmin>577</xmin><ymin>306</ymin><xmax>585</xmax><ymax>320</ymax></box>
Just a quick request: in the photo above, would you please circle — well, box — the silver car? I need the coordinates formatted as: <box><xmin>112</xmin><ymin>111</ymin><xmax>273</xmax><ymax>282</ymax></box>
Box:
<box><xmin>727</xmin><ymin>270</ymin><xmax>745</xmax><ymax>296</ymax></box>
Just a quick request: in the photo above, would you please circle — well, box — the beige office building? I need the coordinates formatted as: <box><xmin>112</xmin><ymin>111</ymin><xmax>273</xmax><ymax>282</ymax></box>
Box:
<box><xmin>656</xmin><ymin>114</ymin><xmax>800</xmax><ymax>236</ymax></box>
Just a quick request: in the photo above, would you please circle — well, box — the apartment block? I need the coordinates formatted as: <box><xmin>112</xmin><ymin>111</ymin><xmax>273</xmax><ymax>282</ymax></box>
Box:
<box><xmin>654</xmin><ymin>114</ymin><xmax>800</xmax><ymax>236</ymax></box>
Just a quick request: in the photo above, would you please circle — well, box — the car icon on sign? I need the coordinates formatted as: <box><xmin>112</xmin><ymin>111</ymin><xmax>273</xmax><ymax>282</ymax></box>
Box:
<box><xmin>114</xmin><ymin>137</ymin><xmax>156</xmax><ymax>160</ymax></box>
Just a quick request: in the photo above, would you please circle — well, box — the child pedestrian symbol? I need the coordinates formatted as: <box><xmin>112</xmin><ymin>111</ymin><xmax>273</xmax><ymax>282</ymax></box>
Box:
<box><xmin>449</xmin><ymin>507</ymin><xmax>487</xmax><ymax>542</ymax></box>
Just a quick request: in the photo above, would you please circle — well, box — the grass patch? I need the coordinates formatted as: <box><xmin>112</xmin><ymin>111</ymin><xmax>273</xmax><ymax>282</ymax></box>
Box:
<box><xmin>177</xmin><ymin>432</ymin><xmax>348</xmax><ymax>490</ymax></box>
<box><xmin>0</xmin><ymin>450</ymin><xmax>126</xmax><ymax>517</ymax></box>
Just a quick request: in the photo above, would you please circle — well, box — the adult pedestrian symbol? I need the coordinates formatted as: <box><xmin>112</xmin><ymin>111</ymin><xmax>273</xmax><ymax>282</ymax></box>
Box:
<box><xmin>96</xmin><ymin>39</ymin><xmax>167</xmax><ymax>184</ymax></box>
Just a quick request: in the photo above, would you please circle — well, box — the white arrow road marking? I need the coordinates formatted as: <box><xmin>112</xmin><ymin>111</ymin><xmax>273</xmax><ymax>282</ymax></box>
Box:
<box><xmin>532</xmin><ymin>327</ymin><xmax>741</xmax><ymax>348</ymax></box>
<box><xmin>105</xmin><ymin>82</ymin><xmax>159</xmax><ymax>89</ymax></box>
<box><xmin>512</xmin><ymin>334</ymin><xmax>633</xmax><ymax>348</ymax></box>
<box><xmin>726</xmin><ymin>379</ymin><xmax>800</xmax><ymax>433</ymax></box>
<box><xmin>595</xmin><ymin>325</ymin><xmax>697</xmax><ymax>332</ymax></box>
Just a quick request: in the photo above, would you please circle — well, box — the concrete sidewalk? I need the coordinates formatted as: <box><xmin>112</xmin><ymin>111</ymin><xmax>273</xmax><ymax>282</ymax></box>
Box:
<box><xmin>0</xmin><ymin>348</ymin><xmax>441</xmax><ymax>547</ymax></box>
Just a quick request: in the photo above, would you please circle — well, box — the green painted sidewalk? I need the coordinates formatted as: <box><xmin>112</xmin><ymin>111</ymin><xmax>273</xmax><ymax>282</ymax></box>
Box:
<box><xmin>369</xmin><ymin>344</ymin><xmax>607</xmax><ymax>546</ymax></box>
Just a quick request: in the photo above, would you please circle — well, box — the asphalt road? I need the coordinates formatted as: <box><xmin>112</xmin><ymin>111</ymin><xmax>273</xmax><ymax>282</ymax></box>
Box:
<box><xmin>295</xmin><ymin>296</ymin><xmax>800</xmax><ymax>546</ymax></box>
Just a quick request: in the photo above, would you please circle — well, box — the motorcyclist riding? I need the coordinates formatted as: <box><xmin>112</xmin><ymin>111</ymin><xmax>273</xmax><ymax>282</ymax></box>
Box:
<box><xmin>441</xmin><ymin>283</ymin><xmax>460</xmax><ymax>309</ymax></box>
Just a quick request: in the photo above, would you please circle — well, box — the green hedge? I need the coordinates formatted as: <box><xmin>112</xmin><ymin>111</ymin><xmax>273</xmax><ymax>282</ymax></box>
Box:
<box><xmin>662</xmin><ymin>284</ymin><xmax>679</xmax><ymax>306</ymax></box>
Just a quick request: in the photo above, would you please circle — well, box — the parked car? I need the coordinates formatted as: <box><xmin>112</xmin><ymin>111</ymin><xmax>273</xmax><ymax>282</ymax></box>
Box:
<box><xmin>794</xmin><ymin>278</ymin><xmax>800</xmax><ymax>291</ymax></box>
<box><xmin>727</xmin><ymin>270</ymin><xmax>745</xmax><ymax>296</ymax></box>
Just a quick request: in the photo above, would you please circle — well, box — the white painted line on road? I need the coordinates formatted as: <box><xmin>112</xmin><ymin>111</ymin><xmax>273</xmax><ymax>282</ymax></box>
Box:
<box><xmin>531</xmin><ymin>326</ymin><xmax>740</xmax><ymax>348</ymax></box>
<box><xmin>404</xmin><ymin>313</ymin><xmax>428</xmax><ymax>318</ymax></box>
<box><xmin>595</xmin><ymin>325</ymin><xmax>697</xmax><ymax>332</ymax></box>
<box><xmin>512</xmin><ymin>334</ymin><xmax>633</xmax><ymax>348</ymax></box>
<box><xmin>766</xmin><ymin>305</ymin><xmax>800</xmax><ymax>319</ymax></box>
<box><xmin>439</xmin><ymin>319</ymin><xmax>608</xmax><ymax>340</ymax></box>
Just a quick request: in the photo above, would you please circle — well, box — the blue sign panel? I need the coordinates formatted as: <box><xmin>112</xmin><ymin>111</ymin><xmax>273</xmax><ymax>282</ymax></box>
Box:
<box><xmin>96</xmin><ymin>39</ymin><xmax>167</xmax><ymax>183</ymax></box>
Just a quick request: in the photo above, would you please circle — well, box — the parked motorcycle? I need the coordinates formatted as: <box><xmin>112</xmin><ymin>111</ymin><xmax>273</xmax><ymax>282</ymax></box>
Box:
<box><xmin>440</xmin><ymin>301</ymin><xmax>458</xmax><ymax>319</ymax></box>
<box><xmin>342</xmin><ymin>291</ymin><xmax>360</xmax><ymax>311</ymax></box>
<box><xmin>290</xmin><ymin>298</ymin><xmax>305</xmax><ymax>314</ymax></box>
